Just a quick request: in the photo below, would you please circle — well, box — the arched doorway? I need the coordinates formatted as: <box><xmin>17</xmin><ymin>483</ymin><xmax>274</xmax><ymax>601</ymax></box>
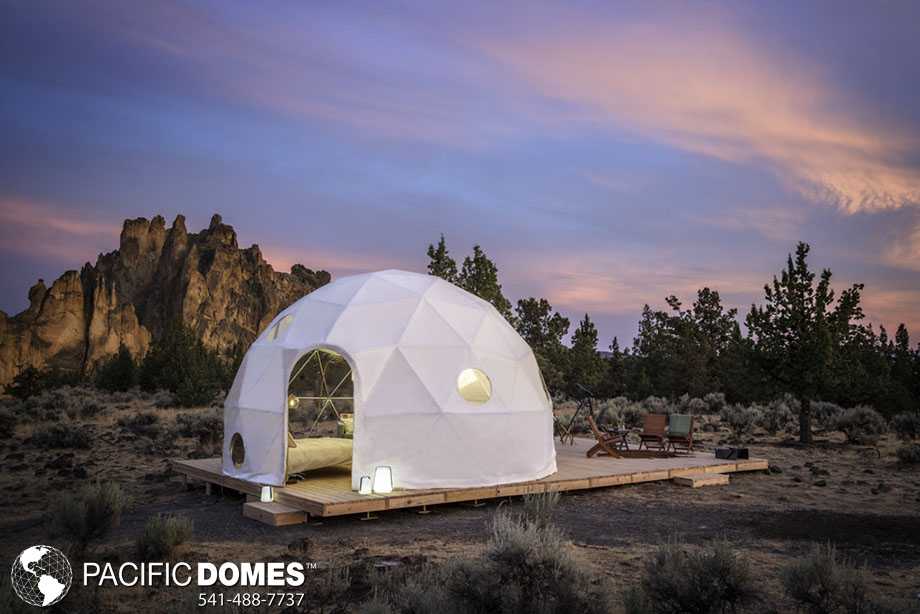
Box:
<box><xmin>287</xmin><ymin>348</ymin><xmax>354</xmax><ymax>438</ymax></box>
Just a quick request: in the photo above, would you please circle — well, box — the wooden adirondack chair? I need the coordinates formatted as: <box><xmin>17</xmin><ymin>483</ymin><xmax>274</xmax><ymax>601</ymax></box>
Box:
<box><xmin>638</xmin><ymin>414</ymin><xmax>668</xmax><ymax>451</ymax></box>
<box><xmin>585</xmin><ymin>415</ymin><xmax>625</xmax><ymax>458</ymax></box>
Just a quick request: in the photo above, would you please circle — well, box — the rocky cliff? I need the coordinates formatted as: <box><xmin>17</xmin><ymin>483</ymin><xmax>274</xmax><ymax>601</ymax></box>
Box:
<box><xmin>0</xmin><ymin>214</ymin><xmax>330</xmax><ymax>386</ymax></box>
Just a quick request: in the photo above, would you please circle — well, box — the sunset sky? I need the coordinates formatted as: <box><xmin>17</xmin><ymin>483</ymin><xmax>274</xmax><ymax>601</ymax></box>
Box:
<box><xmin>2</xmin><ymin>1</ymin><xmax>918</xmax><ymax>347</ymax></box>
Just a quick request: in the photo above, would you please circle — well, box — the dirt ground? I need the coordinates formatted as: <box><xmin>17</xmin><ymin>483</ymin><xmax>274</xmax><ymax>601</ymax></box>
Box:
<box><xmin>1</xmin><ymin>396</ymin><xmax>918</xmax><ymax>612</ymax></box>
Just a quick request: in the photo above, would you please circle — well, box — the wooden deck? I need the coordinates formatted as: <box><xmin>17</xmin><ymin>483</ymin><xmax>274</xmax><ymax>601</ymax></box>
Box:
<box><xmin>171</xmin><ymin>438</ymin><xmax>767</xmax><ymax>522</ymax></box>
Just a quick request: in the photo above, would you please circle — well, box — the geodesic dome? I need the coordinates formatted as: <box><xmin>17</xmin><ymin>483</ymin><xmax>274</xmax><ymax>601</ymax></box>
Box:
<box><xmin>223</xmin><ymin>269</ymin><xmax>557</xmax><ymax>489</ymax></box>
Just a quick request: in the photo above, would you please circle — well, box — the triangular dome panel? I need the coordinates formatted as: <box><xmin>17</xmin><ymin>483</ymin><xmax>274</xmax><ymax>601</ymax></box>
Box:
<box><xmin>350</xmin><ymin>346</ymin><xmax>396</xmax><ymax>402</ymax></box>
<box><xmin>400</xmin><ymin>346</ymin><xmax>471</xmax><ymax>406</ymax></box>
<box><xmin>379</xmin><ymin>270</ymin><xmax>438</xmax><ymax>294</ymax></box>
<box><xmin>471</xmin><ymin>312</ymin><xmax>519</xmax><ymax>359</ymax></box>
<box><xmin>350</xmin><ymin>275</ymin><xmax>423</xmax><ymax>305</ymax></box>
<box><xmin>326</xmin><ymin>296</ymin><xmax>422</xmax><ymax>349</ymax></box>
<box><xmin>427</xmin><ymin>298</ymin><xmax>488</xmax><ymax>343</ymax></box>
<box><xmin>283</xmin><ymin>300</ymin><xmax>346</xmax><ymax>347</ymax></box>
<box><xmin>399</xmin><ymin>299</ymin><xmax>469</xmax><ymax>348</ymax></box>
<box><xmin>304</xmin><ymin>273</ymin><xmax>370</xmax><ymax>305</ymax></box>
<box><xmin>362</xmin><ymin>348</ymin><xmax>442</xmax><ymax>416</ymax></box>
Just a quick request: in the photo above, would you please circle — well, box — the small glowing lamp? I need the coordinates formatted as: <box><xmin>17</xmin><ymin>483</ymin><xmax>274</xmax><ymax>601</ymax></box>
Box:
<box><xmin>358</xmin><ymin>476</ymin><xmax>372</xmax><ymax>495</ymax></box>
<box><xmin>260</xmin><ymin>485</ymin><xmax>273</xmax><ymax>503</ymax></box>
<box><xmin>372</xmin><ymin>466</ymin><xmax>393</xmax><ymax>494</ymax></box>
<box><xmin>287</xmin><ymin>394</ymin><xmax>298</xmax><ymax>409</ymax></box>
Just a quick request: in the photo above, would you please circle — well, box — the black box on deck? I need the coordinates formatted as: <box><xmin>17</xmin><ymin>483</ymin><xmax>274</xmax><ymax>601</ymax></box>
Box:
<box><xmin>715</xmin><ymin>447</ymin><xmax>749</xmax><ymax>460</ymax></box>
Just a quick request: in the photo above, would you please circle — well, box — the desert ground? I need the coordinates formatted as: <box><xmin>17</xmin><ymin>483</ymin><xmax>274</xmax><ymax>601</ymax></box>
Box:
<box><xmin>1</xmin><ymin>389</ymin><xmax>918</xmax><ymax>613</ymax></box>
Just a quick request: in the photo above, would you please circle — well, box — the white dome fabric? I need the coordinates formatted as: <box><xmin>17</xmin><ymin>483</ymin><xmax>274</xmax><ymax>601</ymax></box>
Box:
<box><xmin>223</xmin><ymin>269</ymin><xmax>557</xmax><ymax>489</ymax></box>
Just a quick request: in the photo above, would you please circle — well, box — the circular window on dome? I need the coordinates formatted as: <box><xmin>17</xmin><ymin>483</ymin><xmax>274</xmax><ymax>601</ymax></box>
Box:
<box><xmin>457</xmin><ymin>368</ymin><xmax>492</xmax><ymax>404</ymax></box>
<box><xmin>230</xmin><ymin>432</ymin><xmax>245</xmax><ymax>467</ymax></box>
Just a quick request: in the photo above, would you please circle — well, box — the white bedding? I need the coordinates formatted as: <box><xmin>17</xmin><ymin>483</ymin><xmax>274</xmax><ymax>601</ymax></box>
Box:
<box><xmin>286</xmin><ymin>437</ymin><xmax>353</xmax><ymax>475</ymax></box>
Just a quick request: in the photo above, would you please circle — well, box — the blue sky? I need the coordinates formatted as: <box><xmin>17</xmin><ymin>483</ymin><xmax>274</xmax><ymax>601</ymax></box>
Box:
<box><xmin>1</xmin><ymin>1</ymin><xmax>918</xmax><ymax>346</ymax></box>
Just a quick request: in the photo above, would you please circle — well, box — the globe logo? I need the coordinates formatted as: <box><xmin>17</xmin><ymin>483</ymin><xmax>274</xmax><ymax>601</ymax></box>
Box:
<box><xmin>10</xmin><ymin>545</ymin><xmax>73</xmax><ymax>607</ymax></box>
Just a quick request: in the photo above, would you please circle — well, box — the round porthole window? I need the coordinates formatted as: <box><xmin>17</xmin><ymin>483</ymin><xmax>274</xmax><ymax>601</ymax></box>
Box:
<box><xmin>230</xmin><ymin>432</ymin><xmax>245</xmax><ymax>467</ymax></box>
<box><xmin>457</xmin><ymin>368</ymin><xmax>492</xmax><ymax>404</ymax></box>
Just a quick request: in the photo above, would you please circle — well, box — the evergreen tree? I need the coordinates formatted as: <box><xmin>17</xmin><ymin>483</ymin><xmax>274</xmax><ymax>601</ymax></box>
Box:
<box><xmin>139</xmin><ymin>321</ymin><xmax>228</xmax><ymax>406</ymax></box>
<box><xmin>426</xmin><ymin>234</ymin><xmax>458</xmax><ymax>283</ymax></box>
<box><xmin>94</xmin><ymin>344</ymin><xmax>137</xmax><ymax>392</ymax></box>
<box><xmin>514</xmin><ymin>297</ymin><xmax>570</xmax><ymax>395</ymax></box>
<box><xmin>746</xmin><ymin>242</ymin><xmax>866</xmax><ymax>443</ymax></box>
<box><xmin>567</xmin><ymin>314</ymin><xmax>605</xmax><ymax>398</ymax></box>
<box><xmin>458</xmin><ymin>245</ymin><xmax>514</xmax><ymax>322</ymax></box>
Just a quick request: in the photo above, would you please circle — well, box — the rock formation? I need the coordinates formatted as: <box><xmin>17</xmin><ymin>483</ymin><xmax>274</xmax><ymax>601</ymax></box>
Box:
<box><xmin>0</xmin><ymin>214</ymin><xmax>330</xmax><ymax>386</ymax></box>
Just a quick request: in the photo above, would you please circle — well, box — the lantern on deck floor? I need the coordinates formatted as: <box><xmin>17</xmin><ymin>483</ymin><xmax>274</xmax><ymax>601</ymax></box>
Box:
<box><xmin>372</xmin><ymin>466</ymin><xmax>393</xmax><ymax>494</ymax></box>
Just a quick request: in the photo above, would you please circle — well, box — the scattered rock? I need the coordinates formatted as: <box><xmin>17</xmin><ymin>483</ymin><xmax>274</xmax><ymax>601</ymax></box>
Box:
<box><xmin>792</xmin><ymin>476</ymin><xmax>803</xmax><ymax>483</ymax></box>
<box><xmin>768</xmin><ymin>464</ymin><xmax>783</xmax><ymax>474</ymax></box>
<box><xmin>814</xmin><ymin>480</ymin><xmax>827</xmax><ymax>487</ymax></box>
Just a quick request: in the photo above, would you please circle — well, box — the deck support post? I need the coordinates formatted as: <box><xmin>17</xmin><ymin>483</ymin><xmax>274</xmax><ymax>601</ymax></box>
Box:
<box><xmin>359</xmin><ymin>512</ymin><xmax>379</xmax><ymax>521</ymax></box>
<box><xmin>205</xmin><ymin>482</ymin><xmax>212</xmax><ymax>496</ymax></box>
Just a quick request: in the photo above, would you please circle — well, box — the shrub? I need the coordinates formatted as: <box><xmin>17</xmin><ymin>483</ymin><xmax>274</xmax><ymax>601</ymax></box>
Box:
<box><xmin>5</xmin><ymin>366</ymin><xmax>83</xmax><ymax>399</ymax></box>
<box><xmin>621</xmin><ymin>405</ymin><xmax>647</xmax><ymax>429</ymax></box>
<box><xmin>138</xmin><ymin>321</ymin><xmax>230</xmax><ymax>406</ymax></box>
<box><xmin>50</xmin><ymin>482</ymin><xmax>127</xmax><ymax>553</ymax></box>
<box><xmin>782</xmin><ymin>543</ymin><xmax>878</xmax><ymax>614</ymax></box>
<box><xmin>632</xmin><ymin>540</ymin><xmax>759</xmax><ymax>614</ymax></box>
<box><xmin>136</xmin><ymin>514</ymin><xmax>193</xmax><ymax>560</ymax></box>
<box><xmin>812</xmin><ymin>401</ymin><xmax>844</xmax><ymax>432</ymax></box>
<box><xmin>720</xmin><ymin>404</ymin><xmax>760</xmax><ymax>440</ymax></box>
<box><xmin>834</xmin><ymin>406</ymin><xmax>887</xmax><ymax>445</ymax></box>
<box><xmin>79</xmin><ymin>401</ymin><xmax>104</xmax><ymax>419</ymax></box>
<box><xmin>175</xmin><ymin>411</ymin><xmax>222</xmax><ymax>447</ymax></box>
<box><xmin>644</xmin><ymin>396</ymin><xmax>669</xmax><ymax>414</ymax></box>
<box><xmin>94</xmin><ymin>344</ymin><xmax>138</xmax><ymax>392</ymax></box>
<box><xmin>521</xmin><ymin>491</ymin><xmax>560</xmax><ymax>531</ymax></box>
<box><xmin>151</xmin><ymin>390</ymin><xmax>177</xmax><ymax>408</ymax></box>
<box><xmin>375</xmin><ymin>494</ymin><xmax>612</xmax><ymax>614</ymax></box>
<box><xmin>32</xmin><ymin>423</ymin><xmax>92</xmax><ymax>449</ymax></box>
<box><xmin>117</xmin><ymin>412</ymin><xmax>161</xmax><ymax>438</ymax></box>
<box><xmin>686</xmin><ymin>397</ymin><xmax>707</xmax><ymax>414</ymax></box>
<box><xmin>758</xmin><ymin>398</ymin><xmax>797</xmax><ymax>435</ymax></box>
<box><xmin>0</xmin><ymin>409</ymin><xmax>16</xmax><ymax>438</ymax></box>
<box><xmin>896</xmin><ymin>443</ymin><xmax>920</xmax><ymax>465</ymax></box>
<box><xmin>703</xmin><ymin>392</ymin><xmax>727</xmax><ymax>414</ymax></box>
<box><xmin>890</xmin><ymin>411</ymin><xmax>920</xmax><ymax>441</ymax></box>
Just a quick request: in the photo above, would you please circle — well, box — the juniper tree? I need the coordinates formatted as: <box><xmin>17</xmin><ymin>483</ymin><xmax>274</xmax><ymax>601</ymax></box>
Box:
<box><xmin>746</xmin><ymin>242</ymin><xmax>865</xmax><ymax>443</ymax></box>
<box><xmin>515</xmin><ymin>297</ymin><xmax>570</xmax><ymax>395</ymax></box>
<box><xmin>458</xmin><ymin>245</ymin><xmax>514</xmax><ymax>322</ymax></box>
<box><xmin>426</xmin><ymin>234</ymin><xmax>458</xmax><ymax>283</ymax></box>
<box><xmin>567</xmin><ymin>314</ymin><xmax>605</xmax><ymax>398</ymax></box>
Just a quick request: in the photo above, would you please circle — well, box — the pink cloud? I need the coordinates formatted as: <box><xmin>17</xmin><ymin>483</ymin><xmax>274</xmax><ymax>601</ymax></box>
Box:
<box><xmin>483</xmin><ymin>15</ymin><xmax>920</xmax><ymax>214</ymax></box>
<box><xmin>260</xmin><ymin>244</ymin><xmax>412</xmax><ymax>278</ymax></box>
<box><xmin>0</xmin><ymin>198</ymin><xmax>120</xmax><ymax>264</ymax></box>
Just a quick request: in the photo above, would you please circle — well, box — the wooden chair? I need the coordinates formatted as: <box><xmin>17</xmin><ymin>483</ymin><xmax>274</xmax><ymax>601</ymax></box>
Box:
<box><xmin>638</xmin><ymin>414</ymin><xmax>668</xmax><ymax>451</ymax></box>
<box><xmin>585</xmin><ymin>415</ymin><xmax>624</xmax><ymax>458</ymax></box>
<box><xmin>667</xmin><ymin>414</ymin><xmax>694</xmax><ymax>454</ymax></box>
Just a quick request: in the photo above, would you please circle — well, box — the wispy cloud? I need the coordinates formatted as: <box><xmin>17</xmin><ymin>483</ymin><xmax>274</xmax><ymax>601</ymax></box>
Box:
<box><xmin>0</xmin><ymin>198</ymin><xmax>119</xmax><ymax>264</ymax></box>
<box><xmin>260</xmin><ymin>244</ymin><xmax>410</xmax><ymax>278</ymax></box>
<box><xmin>484</xmin><ymin>14</ymin><xmax>920</xmax><ymax>214</ymax></box>
<box><xmin>883</xmin><ymin>224</ymin><xmax>920</xmax><ymax>271</ymax></box>
<box><xmin>694</xmin><ymin>206</ymin><xmax>807</xmax><ymax>243</ymax></box>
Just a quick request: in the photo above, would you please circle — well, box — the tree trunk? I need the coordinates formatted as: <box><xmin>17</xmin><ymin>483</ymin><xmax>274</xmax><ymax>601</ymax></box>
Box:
<box><xmin>799</xmin><ymin>397</ymin><xmax>813</xmax><ymax>444</ymax></box>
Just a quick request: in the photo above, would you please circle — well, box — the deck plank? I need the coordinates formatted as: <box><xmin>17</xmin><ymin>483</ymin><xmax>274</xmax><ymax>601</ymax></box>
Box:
<box><xmin>170</xmin><ymin>438</ymin><xmax>767</xmax><ymax>519</ymax></box>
